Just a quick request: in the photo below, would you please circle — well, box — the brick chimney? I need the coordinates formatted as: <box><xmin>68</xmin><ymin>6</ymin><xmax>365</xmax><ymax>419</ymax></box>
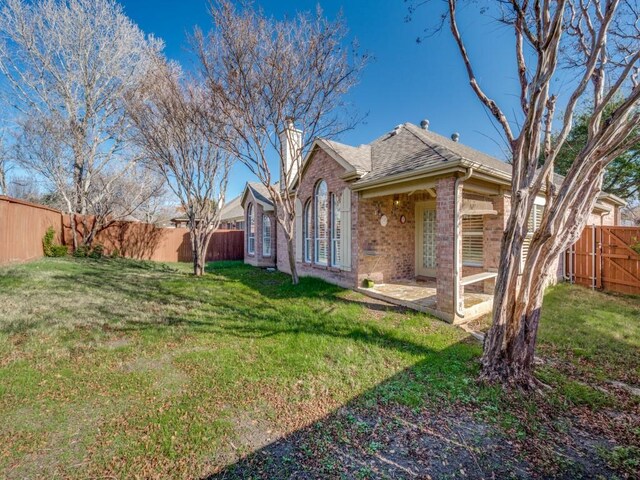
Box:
<box><xmin>279</xmin><ymin>118</ymin><xmax>302</xmax><ymax>191</ymax></box>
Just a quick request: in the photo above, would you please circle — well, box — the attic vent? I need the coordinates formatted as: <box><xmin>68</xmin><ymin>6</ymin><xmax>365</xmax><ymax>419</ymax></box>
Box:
<box><xmin>420</xmin><ymin>119</ymin><xmax>429</xmax><ymax>130</ymax></box>
<box><xmin>451</xmin><ymin>132</ymin><xmax>460</xmax><ymax>142</ymax></box>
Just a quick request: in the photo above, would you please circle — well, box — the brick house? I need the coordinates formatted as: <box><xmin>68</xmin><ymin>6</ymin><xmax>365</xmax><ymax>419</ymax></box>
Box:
<box><xmin>240</xmin><ymin>121</ymin><xmax>625</xmax><ymax>323</ymax></box>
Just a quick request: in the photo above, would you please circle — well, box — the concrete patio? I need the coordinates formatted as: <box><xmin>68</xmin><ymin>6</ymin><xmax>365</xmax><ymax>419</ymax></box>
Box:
<box><xmin>357</xmin><ymin>278</ymin><xmax>494</xmax><ymax>323</ymax></box>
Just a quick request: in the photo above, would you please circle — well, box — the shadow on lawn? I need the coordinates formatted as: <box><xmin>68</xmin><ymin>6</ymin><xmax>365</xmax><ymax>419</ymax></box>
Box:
<box><xmin>1</xmin><ymin>259</ymin><xmax>626</xmax><ymax>478</ymax></box>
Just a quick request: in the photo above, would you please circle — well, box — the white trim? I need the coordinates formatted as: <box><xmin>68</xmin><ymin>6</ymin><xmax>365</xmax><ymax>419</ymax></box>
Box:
<box><xmin>262</xmin><ymin>215</ymin><xmax>271</xmax><ymax>257</ymax></box>
<box><xmin>340</xmin><ymin>187</ymin><xmax>352</xmax><ymax>271</ymax></box>
<box><xmin>294</xmin><ymin>199</ymin><xmax>303</xmax><ymax>262</ymax></box>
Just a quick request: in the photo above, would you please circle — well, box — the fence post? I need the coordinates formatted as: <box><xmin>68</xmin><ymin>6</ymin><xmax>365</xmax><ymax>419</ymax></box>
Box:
<box><xmin>591</xmin><ymin>224</ymin><xmax>596</xmax><ymax>290</ymax></box>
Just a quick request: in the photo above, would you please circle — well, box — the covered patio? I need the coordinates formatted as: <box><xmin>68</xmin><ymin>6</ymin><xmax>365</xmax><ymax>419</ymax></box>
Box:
<box><xmin>353</xmin><ymin>173</ymin><xmax>507</xmax><ymax>323</ymax></box>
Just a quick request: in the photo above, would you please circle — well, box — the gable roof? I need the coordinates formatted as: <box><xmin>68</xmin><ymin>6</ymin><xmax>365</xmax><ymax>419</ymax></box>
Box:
<box><xmin>300</xmin><ymin>122</ymin><xmax>513</xmax><ymax>190</ymax></box>
<box><xmin>240</xmin><ymin>181</ymin><xmax>275</xmax><ymax>211</ymax></box>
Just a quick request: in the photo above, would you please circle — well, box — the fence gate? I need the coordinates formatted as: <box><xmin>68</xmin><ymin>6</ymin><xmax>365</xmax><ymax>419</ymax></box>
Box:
<box><xmin>565</xmin><ymin>226</ymin><xmax>640</xmax><ymax>295</ymax></box>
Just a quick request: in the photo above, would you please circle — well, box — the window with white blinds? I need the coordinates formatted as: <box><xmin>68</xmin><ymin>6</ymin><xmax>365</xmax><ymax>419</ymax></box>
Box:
<box><xmin>522</xmin><ymin>203</ymin><xmax>544</xmax><ymax>267</ymax></box>
<box><xmin>262</xmin><ymin>215</ymin><xmax>271</xmax><ymax>257</ymax></box>
<box><xmin>314</xmin><ymin>180</ymin><xmax>328</xmax><ymax>265</ymax></box>
<box><xmin>462</xmin><ymin>215</ymin><xmax>483</xmax><ymax>266</ymax></box>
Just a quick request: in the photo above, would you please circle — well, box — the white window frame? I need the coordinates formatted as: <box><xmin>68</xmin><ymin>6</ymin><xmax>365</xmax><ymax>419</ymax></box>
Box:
<box><xmin>262</xmin><ymin>215</ymin><xmax>271</xmax><ymax>257</ymax></box>
<box><xmin>314</xmin><ymin>181</ymin><xmax>328</xmax><ymax>266</ymax></box>
<box><xmin>331</xmin><ymin>192</ymin><xmax>341</xmax><ymax>267</ymax></box>
<box><xmin>247</xmin><ymin>204</ymin><xmax>255</xmax><ymax>255</ymax></box>
<box><xmin>303</xmin><ymin>200</ymin><xmax>312</xmax><ymax>262</ymax></box>
<box><xmin>462</xmin><ymin>214</ymin><xmax>484</xmax><ymax>267</ymax></box>
<box><xmin>522</xmin><ymin>199</ymin><xmax>545</xmax><ymax>268</ymax></box>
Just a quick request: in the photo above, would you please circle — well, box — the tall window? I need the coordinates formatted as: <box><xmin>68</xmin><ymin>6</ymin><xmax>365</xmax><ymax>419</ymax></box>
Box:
<box><xmin>262</xmin><ymin>215</ymin><xmax>271</xmax><ymax>256</ymax></box>
<box><xmin>331</xmin><ymin>193</ymin><xmax>342</xmax><ymax>267</ymax></box>
<box><xmin>247</xmin><ymin>204</ymin><xmax>255</xmax><ymax>254</ymax></box>
<box><xmin>314</xmin><ymin>180</ymin><xmax>328</xmax><ymax>265</ymax></box>
<box><xmin>462</xmin><ymin>215</ymin><xmax>483</xmax><ymax>266</ymax></box>
<box><xmin>303</xmin><ymin>200</ymin><xmax>312</xmax><ymax>262</ymax></box>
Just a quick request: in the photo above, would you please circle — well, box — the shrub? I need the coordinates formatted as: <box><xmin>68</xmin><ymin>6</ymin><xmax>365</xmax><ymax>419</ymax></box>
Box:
<box><xmin>111</xmin><ymin>248</ymin><xmax>120</xmax><ymax>259</ymax></box>
<box><xmin>631</xmin><ymin>236</ymin><xmax>640</xmax><ymax>255</ymax></box>
<box><xmin>73</xmin><ymin>245</ymin><xmax>90</xmax><ymax>257</ymax></box>
<box><xmin>42</xmin><ymin>227</ymin><xmax>68</xmax><ymax>257</ymax></box>
<box><xmin>89</xmin><ymin>244</ymin><xmax>105</xmax><ymax>259</ymax></box>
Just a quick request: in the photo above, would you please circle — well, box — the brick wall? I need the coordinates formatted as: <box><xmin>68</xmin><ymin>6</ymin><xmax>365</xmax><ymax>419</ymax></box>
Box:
<box><xmin>291</xmin><ymin>148</ymin><xmax>358</xmax><ymax>288</ymax></box>
<box><xmin>356</xmin><ymin>192</ymin><xmax>434</xmax><ymax>285</ymax></box>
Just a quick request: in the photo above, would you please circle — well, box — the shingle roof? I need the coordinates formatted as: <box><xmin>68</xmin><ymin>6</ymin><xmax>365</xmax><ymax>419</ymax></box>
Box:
<box><xmin>351</xmin><ymin>122</ymin><xmax>511</xmax><ymax>186</ymax></box>
<box><xmin>220</xmin><ymin>194</ymin><xmax>243</xmax><ymax>221</ymax></box>
<box><xmin>320</xmin><ymin>139</ymin><xmax>372</xmax><ymax>173</ymax></box>
<box><xmin>247</xmin><ymin>182</ymin><xmax>273</xmax><ymax>206</ymax></box>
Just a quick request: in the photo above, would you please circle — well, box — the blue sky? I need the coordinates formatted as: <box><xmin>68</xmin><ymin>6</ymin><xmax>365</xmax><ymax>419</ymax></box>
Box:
<box><xmin>121</xmin><ymin>0</ymin><xmax>524</xmax><ymax>199</ymax></box>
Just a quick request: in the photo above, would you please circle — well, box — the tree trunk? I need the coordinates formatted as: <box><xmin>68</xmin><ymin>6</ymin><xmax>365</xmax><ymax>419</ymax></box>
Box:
<box><xmin>191</xmin><ymin>228</ymin><xmax>214</xmax><ymax>276</ymax></box>
<box><xmin>286</xmin><ymin>234</ymin><xmax>299</xmax><ymax>285</ymax></box>
<box><xmin>480</xmin><ymin>193</ymin><xmax>542</xmax><ymax>387</ymax></box>
<box><xmin>191</xmin><ymin>231</ymin><xmax>203</xmax><ymax>276</ymax></box>
<box><xmin>69</xmin><ymin>212</ymin><xmax>79</xmax><ymax>252</ymax></box>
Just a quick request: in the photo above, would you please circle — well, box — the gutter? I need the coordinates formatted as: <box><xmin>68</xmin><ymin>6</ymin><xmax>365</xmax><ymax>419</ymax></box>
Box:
<box><xmin>351</xmin><ymin>159</ymin><xmax>511</xmax><ymax>192</ymax></box>
<box><xmin>453</xmin><ymin>167</ymin><xmax>473</xmax><ymax>319</ymax></box>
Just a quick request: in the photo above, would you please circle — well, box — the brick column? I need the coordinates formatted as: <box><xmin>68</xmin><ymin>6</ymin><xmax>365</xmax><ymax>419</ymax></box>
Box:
<box><xmin>436</xmin><ymin>177</ymin><xmax>461</xmax><ymax>322</ymax></box>
<box><xmin>482</xmin><ymin>195</ymin><xmax>507</xmax><ymax>293</ymax></box>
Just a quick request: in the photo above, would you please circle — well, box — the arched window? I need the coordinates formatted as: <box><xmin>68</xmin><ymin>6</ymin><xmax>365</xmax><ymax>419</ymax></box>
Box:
<box><xmin>331</xmin><ymin>192</ymin><xmax>342</xmax><ymax>267</ymax></box>
<box><xmin>303</xmin><ymin>200</ymin><xmax>312</xmax><ymax>262</ymax></box>
<box><xmin>314</xmin><ymin>180</ymin><xmax>328</xmax><ymax>265</ymax></box>
<box><xmin>247</xmin><ymin>204</ymin><xmax>255</xmax><ymax>254</ymax></box>
<box><xmin>262</xmin><ymin>215</ymin><xmax>271</xmax><ymax>256</ymax></box>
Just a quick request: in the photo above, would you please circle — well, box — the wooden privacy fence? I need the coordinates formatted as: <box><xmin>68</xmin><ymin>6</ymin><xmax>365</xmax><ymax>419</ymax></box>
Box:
<box><xmin>0</xmin><ymin>195</ymin><xmax>64</xmax><ymax>264</ymax></box>
<box><xmin>0</xmin><ymin>195</ymin><xmax>244</xmax><ymax>265</ymax></box>
<box><xmin>565</xmin><ymin>225</ymin><xmax>640</xmax><ymax>295</ymax></box>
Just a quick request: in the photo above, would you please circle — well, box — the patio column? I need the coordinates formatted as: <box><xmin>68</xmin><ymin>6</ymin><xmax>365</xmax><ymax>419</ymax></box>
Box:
<box><xmin>436</xmin><ymin>176</ymin><xmax>462</xmax><ymax>322</ymax></box>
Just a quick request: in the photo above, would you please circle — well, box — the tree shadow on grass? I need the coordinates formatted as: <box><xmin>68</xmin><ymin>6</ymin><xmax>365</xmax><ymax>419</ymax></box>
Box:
<box><xmin>198</xmin><ymin>353</ymin><xmax>618</xmax><ymax>480</ymax></box>
<box><xmin>0</xmin><ymin>259</ymin><xmax>629</xmax><ymax>478</ymax></box>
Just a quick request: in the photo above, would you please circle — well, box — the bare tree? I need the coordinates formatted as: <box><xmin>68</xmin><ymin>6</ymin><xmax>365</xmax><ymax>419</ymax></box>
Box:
<box><xmin>0</xmin><ymin>0</ymin><xmax>162</xmax><ymax>250</ymax></box>
<box><xmin>0</xmin><ymin>128</ymin><xmax>8</xmax><ymax>195</ymax></box>
<box><xmin>5</xmin><ymin>175</ymin><xmax>40</xmax><ymax>202</ymax></box>
<box><xmin>127</xmin><ymin>58</ymin><xmax>233</xmax><ymax>276</ymax></box>
<box><xmin>195</xmin><ymin>0</ymin><xmax>366</xmax><ymax>284</ymax></box>
<box><xmin>409</xmin><ymin>0</ymin><xmax>639</xmax><ymax>387</ymax></box>
<box><xmin>81</xmin><ymin>164</ymin><xmax>167</xmax><ymax>245</ymax></box>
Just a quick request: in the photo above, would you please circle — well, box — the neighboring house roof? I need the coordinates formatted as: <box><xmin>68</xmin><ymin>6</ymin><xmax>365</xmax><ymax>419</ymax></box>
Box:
<box><xmin>240</xmin><ymin>181</ymin><xmax>275</xmax><ymax>211</ymax></box>
<box><xmin>220</xmin><ymin>195</ymin><xmax>244</xmax><ymax>222</ymax></box>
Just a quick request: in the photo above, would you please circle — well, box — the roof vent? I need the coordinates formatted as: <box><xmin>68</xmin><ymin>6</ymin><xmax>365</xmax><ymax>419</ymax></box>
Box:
<box><xmin>420</xmin><ymin>119</ymin><xmax>429</xmax><ymax>130</ymax></box>
<box><xmin>389</xmin><ymin>124</ymin><xmax>403</xmax><ymax>136</ymax></box>
<box><xmin>451</xmin><ymin>132</ymin><xmax>460</xmax><ymax>142</ymax></box>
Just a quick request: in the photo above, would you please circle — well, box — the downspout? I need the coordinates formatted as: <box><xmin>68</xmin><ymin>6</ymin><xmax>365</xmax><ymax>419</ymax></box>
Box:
<box><xmin>453</xmin><ymin>167</ymin><xmax>473</xmax><ymax>319</ymax></box>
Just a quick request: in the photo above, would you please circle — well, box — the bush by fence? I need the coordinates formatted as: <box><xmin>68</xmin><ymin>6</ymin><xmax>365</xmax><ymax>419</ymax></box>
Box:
<box><xmin>0</xmin><ymin>195</ymin><xmax>244</xmax><ymax>265</ymax></box>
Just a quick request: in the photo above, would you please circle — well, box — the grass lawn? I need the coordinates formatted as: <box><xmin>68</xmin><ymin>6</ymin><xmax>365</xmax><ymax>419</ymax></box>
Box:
<box><xmin>0</xmin><ymin>258</ymin><xmax>638</xmax><ymax>479</ymax></box>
